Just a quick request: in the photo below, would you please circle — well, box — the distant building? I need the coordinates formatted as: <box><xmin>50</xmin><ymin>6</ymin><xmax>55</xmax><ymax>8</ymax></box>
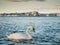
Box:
<box><xmin>57</xmin><ymin>13</ymin><xmax>60</xmax><ymax>16</ymax></box>
<box><xmin>39</xmin><ymin>14</ymin><xmax>47</xmax><ymax>17</ymax></box>
<box><xmin>48</xmin><ymin>13</ymin><xmax>57</xmax><ymax>17</ymax></box>
<box><xmin>31</xmin><ymin>11</ymin><xmax>39</xmax><ymax>16</ymax></box>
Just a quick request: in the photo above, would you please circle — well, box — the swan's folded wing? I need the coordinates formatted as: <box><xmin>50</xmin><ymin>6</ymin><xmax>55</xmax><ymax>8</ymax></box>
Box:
<box><xmin>7</xmin><ymin>33</ymin><xmax>26</xmax><ymax>39</ymax></box>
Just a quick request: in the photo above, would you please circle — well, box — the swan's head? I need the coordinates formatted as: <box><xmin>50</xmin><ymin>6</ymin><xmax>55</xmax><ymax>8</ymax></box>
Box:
<box><xmin>27</xmin><ymin>25</ymin><xmax>35</xmax><ymax>32</ymax></box>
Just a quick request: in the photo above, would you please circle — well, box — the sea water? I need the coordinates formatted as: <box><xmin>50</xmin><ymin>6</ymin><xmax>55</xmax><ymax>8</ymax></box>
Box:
<box><xmin>0</xmin><ymin>17</ymin><xmax>60</xmax><ymax>45</ymax></box>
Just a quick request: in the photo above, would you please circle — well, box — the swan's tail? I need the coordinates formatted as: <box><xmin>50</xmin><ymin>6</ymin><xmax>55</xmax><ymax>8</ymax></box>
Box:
<box><xmin>6</xmin><ymin>34</ymin><xmax>10</xmax><ymax>38</ymax></box>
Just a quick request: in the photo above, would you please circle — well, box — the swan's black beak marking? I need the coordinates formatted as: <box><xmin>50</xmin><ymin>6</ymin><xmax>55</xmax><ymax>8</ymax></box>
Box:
<box><xmin>33</xmin><ymin>28</ymin><xmax>35</xmax><ymax>32</ymax></box>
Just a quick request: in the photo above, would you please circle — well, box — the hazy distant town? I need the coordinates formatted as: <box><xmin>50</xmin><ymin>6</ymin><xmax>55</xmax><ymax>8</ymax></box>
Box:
<box><xmin>0</xmin><ymin>11</ymin><xmax>60</xmax><ymax>17</ymax></box>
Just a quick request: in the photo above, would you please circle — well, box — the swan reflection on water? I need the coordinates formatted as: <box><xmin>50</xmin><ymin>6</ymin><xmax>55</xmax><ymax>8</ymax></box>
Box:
<box><xmin>7</xmin><ymin>25</ymin><xmax>35</xmax><ymax>42</ymax></box>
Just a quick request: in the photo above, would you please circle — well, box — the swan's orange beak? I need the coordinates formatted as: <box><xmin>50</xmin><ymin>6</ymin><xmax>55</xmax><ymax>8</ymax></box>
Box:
<box><xmin>33</xmin><ymin>28</ymin><xmax>35</xmax><ymax>32</ymax></box>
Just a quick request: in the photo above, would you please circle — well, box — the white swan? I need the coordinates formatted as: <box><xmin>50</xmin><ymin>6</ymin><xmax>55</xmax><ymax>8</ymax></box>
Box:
<box><xmin>7</xmin><ymin>25</ymin><xmax>35</xmax><ymax>41</ymax></box>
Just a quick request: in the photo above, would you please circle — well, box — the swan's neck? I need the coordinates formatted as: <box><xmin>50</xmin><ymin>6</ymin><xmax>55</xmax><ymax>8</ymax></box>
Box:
<box><xmin>26</xmin><ymin>29</ymin><xmax>32</xmax><ymax>39</ymax></box>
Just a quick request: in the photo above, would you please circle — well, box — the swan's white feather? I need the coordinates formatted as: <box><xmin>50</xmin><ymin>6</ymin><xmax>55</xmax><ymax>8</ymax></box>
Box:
<box><xmin>7</xmin><ymin>33</ymin><xmax>26</xmax><ymax>40</ymax></box>
<box><xmin>7</xmin><ymin>25</ymin><xmax>34</xmax><ymax>41</ymax></box>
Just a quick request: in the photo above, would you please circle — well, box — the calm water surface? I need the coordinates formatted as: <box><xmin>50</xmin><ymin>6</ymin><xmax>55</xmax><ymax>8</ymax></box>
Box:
<box><xmin>0</xmin><ymin>17</ymin><xmax>60</xmax><ymax>45</ymax></box>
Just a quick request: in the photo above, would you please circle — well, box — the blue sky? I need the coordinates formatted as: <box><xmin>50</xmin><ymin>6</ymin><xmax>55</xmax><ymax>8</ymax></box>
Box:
<box><xmin>0</xmin><ymin>0</ymin><xmax>60</xmax><ymax>13</ymax></box>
